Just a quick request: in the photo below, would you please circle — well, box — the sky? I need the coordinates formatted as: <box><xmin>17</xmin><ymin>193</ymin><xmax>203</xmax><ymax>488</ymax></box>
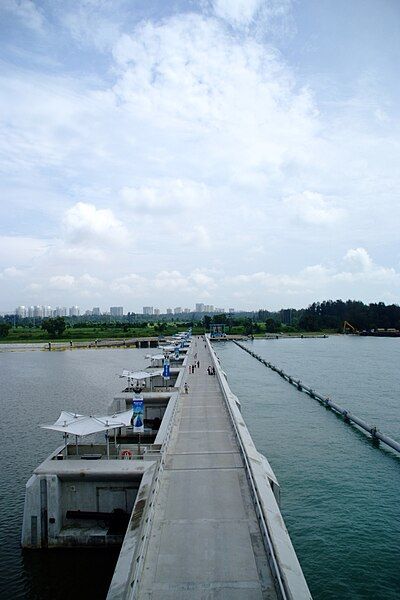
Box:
<box><xmin>1</xmin><ymin>0</ymin><xmax>400</xmax><ymax>312</ymax></box>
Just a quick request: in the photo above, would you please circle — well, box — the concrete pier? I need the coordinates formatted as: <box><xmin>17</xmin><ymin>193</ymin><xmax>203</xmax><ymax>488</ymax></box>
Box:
<box><xmin>108</xmin><ymin>337</ymin><xmax>311</xmax><ymax>599</ymax></box>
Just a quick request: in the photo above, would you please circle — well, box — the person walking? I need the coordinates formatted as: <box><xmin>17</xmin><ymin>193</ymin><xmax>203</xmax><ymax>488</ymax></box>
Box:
<box><xmin>184</xmin><ymin>383</ymin><xmax>189</xmax><ymax>394</ymax></box>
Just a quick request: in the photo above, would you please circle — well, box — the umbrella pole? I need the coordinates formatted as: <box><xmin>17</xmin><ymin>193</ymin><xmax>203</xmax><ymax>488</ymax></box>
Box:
<box><xmin>106</xmin><ymin>432</ymin><xmax>110</xmax><ymax>459</ymax></box>
<box><xmin>64</xmin><ymin>432</ymin><xmax>68</xmax><ymax>460</ymax></box>
<box><xmin>75</xmin><ymin>435</ymin><xmax>79</xmax><ymax>456</ymax></box>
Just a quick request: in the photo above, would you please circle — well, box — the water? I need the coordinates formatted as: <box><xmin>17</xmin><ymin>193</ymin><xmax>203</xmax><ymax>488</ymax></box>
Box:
<box><xmin>1</xmin><ymin>340</ymin><xmax>399</xmax><ymax>599</ymax></box>
<box><xmin>214</xmin><ymin>337</ymin><xmax>400</xmax><ymax>600</ymax></box>
<box><xmin>0</xmin><ymin>347</ymin><xmax>151</xmax><ymax>600</ymax></box>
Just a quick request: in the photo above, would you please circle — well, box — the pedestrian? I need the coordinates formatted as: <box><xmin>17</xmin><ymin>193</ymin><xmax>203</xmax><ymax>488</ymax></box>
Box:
<box><xmin>188</xmin><ymin>365</ymin><xmax>192</xmax><ymax>374</ymax></box>
<box><xmin>184</xmin><ymin>383</ymin><xmax>189</xmax><ymax>394</ymax></box>
<box><xmin>197</xmin><ymin>360</ymin><xmax>200</xmax><ymax>368</ymax></box>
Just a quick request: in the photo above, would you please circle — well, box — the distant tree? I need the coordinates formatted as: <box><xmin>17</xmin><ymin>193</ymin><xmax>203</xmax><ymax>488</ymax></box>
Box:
<box><xmin>0</xmin><ymin>323</ymin><xmax>11</xmax><ymax>337</ymax></box>
<box><xmin>41</xmin><ymin>317</ymin><xmax>66</xmax><ymax>337</ymax></box>
<box><xmin>243</xmin><ymin>318</ymin><xmax>253</xmax><ymax>335</ymax></box>
<box><xmin>202</xmin><ymin>315</ymin><xmax>212</xmax><ymax>329</ymax></box>
<box><xmin>265</xmin><ymin>318</ymin><xmax>278</xmax><ymax>333</ymax></box>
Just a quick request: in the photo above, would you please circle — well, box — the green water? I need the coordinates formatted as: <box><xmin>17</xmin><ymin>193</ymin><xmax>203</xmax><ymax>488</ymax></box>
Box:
<box><xmin>215</xmin><ymin>337</ymin><xmax>400</xmax><ymax>600</ymax></box>
<box><xmin>0</xmin><ymin>339</ymin><xmax>399</xmax><ymax>599</ymax></box>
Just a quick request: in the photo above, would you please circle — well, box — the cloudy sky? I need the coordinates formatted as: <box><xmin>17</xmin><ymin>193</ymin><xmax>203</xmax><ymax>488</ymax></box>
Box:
<box><xmin>1</xmin><ymin>0</ymin><xmax>400</xmax><ymax>312</ymax></box>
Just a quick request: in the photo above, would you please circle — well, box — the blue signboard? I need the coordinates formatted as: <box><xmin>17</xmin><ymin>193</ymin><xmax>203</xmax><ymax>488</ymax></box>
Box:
<box><xmin>132</xmin><ymin>398</ymin><xmax>144</xmax><ymax>433</ymax></box>
<box><xmin>163</xmin><ymin>359</ymin><xmax>170</xmax><ymax>379</ymax></box>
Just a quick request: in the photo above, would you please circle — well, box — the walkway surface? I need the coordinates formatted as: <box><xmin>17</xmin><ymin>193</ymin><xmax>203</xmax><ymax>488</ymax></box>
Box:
<box><xmin>137</xmin><ymin>337</ymin><xmax>278</xmax><ymax>599</ymax></box>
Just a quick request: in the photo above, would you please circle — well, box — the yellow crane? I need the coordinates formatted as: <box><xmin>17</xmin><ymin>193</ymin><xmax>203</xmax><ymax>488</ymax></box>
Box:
<box><xmin>343</xmin><ymin>320</ymin><xmax>358</xmax><ymax>334</ymax></box>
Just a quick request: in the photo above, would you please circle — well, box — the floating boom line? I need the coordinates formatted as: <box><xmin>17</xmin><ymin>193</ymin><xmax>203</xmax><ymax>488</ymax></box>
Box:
<box><xmin>234</xmin><ymin>341</ymin><xmax>400</xmax><ymax>455</ymax></box>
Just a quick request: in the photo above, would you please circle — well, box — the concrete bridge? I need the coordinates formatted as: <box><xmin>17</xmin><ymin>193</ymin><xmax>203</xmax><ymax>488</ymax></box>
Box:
<box><xmin>108</xmin><ymin>337</ymin><xmax>311</xmax><ymax>599</ymax></box>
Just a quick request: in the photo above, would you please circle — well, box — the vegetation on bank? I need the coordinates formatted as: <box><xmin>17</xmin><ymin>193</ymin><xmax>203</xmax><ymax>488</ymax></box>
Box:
<box><xmin>1</xmin><ymin>299</ymin><xmax>399</xmax><ymax>342</ymax></box>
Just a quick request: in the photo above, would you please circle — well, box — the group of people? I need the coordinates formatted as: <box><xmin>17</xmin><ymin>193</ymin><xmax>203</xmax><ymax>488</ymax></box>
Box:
<box><xmin>189</xmin><ymin>361</ymin><xmax>200</xmax><ymax>374</ymax></box>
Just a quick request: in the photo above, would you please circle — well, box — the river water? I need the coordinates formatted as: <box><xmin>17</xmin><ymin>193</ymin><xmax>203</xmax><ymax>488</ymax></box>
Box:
<box><xmin>214</xmin><ymin>336</ymin><xmax>400</xmax><ymax>600</ymax></box>
<box><xmin>0</xmin><ymin>347</ymin><xmax>151</xmax><ymax>600</ymax></box>
<box><xmin>0</xmin><ymin>339</ymin><xmax>399</xmax><ymax>599</ymax></box>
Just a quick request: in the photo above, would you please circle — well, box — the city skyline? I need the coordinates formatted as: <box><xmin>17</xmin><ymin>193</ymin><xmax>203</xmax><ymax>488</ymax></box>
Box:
<box><xmin>9</xmin><ymin>303</ymin><xmax>237</xmax><ymax>318</ymax></box>
<box><xmin>1</xmin><ymin>1</ymin><xmax>400</xmax><ymax>310</ymax></box>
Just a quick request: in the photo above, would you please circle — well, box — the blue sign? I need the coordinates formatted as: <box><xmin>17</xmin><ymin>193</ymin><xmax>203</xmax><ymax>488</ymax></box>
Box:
<box><xmin>132</xmin><ymin>398</ymin><xmax>144</xmax><ymax>433</ymax></box>
<box><xmin>163</xmin><ymin>362</ymin><xmax>170</xmax><ymax>379</ymax></box>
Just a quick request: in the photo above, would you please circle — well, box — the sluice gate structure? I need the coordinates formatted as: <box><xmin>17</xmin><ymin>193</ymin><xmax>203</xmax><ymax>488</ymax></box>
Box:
<box><xmin>234</xmin><ymin>340</ymin><xmax>400</xmax><ymax>455</ymax></box>
<box><xmin>108</xmin><ymin>337</ymin><xmax>311</xmax><ymax>600</ymax></box>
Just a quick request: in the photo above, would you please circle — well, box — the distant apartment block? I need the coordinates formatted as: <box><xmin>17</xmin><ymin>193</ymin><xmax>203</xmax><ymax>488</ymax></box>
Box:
<box><xmin>174</xmin><ymin>307</ymin><xmax>182</xmax><ymax>314</ymax></box>
<box><xmin>183</xmin><ymin>308</ymin><xmax>191</xmax><ymax>313</ymax></box>
<box><xmin>166</xmin><ymin>308</ymin><xmax>173</xmax><ymax>315</ymax></box>
<box><xmin>195</xmin><ymin>303</ymin><xmax>205</xmax><ymax>312</ymax></box>
<box><xmin>228</xmin><ymin>308</ymin><xmax>235</xmax><ymax>313</ymax></box>
<box><xmin>15</xmin><ymin>306</ymin><xmax>27</xmax><ymax>317</ymax></box>
<box><xmin>110</xmin><ymin>306</ymin><xmax>123</xmax><ymax>317</ymax></box>
<box><xmin>143</xmin><ymin>306</ymin><xmax>154</xmax><ymax>315</ymax></box>
<box><xmin>69</xmin><ymin>306</ymin><xmax>80</xmax><ymax>317</ymax></box>
<box><xmin>54</xmin><ymin>307</ymin><xmax>67</xmax><ymax>317</ymax></box>
<box><xmin>154</xmin><ymin>308</ymin><xmax>160</xmax><ymax>316</ymax></box>
<box><xmin>92</xmin><ymin>307</ymin><xmax>100</xmax><ymax>316</ymax></box>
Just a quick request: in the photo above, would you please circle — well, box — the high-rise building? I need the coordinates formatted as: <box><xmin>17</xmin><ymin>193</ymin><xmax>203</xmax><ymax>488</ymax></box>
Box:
<box><xmin>154</xmin><ymin>308</ymin><xmax>160</xmax><ymax>316</ymax></box>
<box><xmin>228</xmin><ymin>308</ymin><xmax>235</xmax><ymax>313</ymax></box>
<box><xmin>34</xmin><ymin>305</ymin><xmax>44</xmax><ymax>318</ymax></box>
<box><xmin>110</xmin><ymin>306</ymin><xmax>123</xmax><ymax>317</ymax></box>
<box><xmin>43</xmin><ymin>306</ymin><xmax>52</xmax><ymax>317</ymax></box>
<box><xmin>69</xmin><ymin>306</ymin><xmax>80</xmax><ymax>317</ymax></box>
<box><xmin>54</xmin><ymin>307</ymin><xmax>67</xmax><ymax>317</ymax></box>
<box><xmin>28</xmin><ymin>306</ymin><xmax>34</xmax><ymax>318</ymax></box>
<box><xmin>195</xmin><ymin>303</ymin><xmax>205</xmax><ymax>312</ymax></box>
<box><xmin>166</xmin><ymin>308</ymin><xmax>172</xmax><ymax>315</ymax></box>
<box><xmin>143</xmin><ymin>306</ymin><xmax>154</xmax><ymax>315</ymax></box>
<box><xmin>204</xmin><ymin>305</ymin><xmax>214</xmax><ymax>313</ymax></box>
<box><xmin>183</xmin><ymin>308</ymin><xmax>191</xmax><ymax>313</ymax></box>
<box><xmin>15</xmin><ymin>306</ymin><xmax>27</xmax><ymax>317</ymax></box>
<box><xmin>92</xmin><ymin>307</ymin><xmax>100</xmax><ymax>316</ymax></box>
<box><xmin>174</xmin><ymin>307</ymin><xmax>182</xmax><ymax>314</ymax></box>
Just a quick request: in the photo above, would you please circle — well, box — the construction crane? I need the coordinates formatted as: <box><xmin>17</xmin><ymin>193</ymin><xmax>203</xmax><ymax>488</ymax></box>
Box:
<box><xmin>343</xmin><ymin>320</ymin><xmax>358</xmax><ymax>334</ymax></box>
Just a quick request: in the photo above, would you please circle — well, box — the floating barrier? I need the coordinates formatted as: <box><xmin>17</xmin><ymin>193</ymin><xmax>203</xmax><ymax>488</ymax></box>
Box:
<box><xmin>234</xmin><ymin>341</ymin><xmax>400</xmax><ymax>455</ymax></box>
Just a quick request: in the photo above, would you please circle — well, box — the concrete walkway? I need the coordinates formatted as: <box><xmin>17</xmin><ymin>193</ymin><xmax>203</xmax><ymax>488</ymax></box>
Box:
<box><xmin>137</xmin><ymin>337</ymin><xmax>278</xmax><ymax>599</ymax></box>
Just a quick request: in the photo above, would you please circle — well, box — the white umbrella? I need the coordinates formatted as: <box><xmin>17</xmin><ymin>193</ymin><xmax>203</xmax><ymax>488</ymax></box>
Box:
<box><xmin>41</xmin><ymin>410</ymin><xmax>133</xmax><ymax>458</ymax></box>
<box><xmin>120</xmin><ymin>369</ymin><xmax>162</xmax><ymax>391</ymax></box>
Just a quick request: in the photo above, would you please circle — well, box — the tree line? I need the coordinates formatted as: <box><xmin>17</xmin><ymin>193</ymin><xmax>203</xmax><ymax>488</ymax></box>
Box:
<box><xmin>298</xmin><ymin>300</ymin><xmax>400</xmax><ymax>331</ymax></box>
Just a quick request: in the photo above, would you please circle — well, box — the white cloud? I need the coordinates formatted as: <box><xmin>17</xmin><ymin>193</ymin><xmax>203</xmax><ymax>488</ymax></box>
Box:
<box><xmin>343</xmin><ymin>247</ymin><xmax>373</xmax><ymax>272</ymax></box>
<box><xmin>1</xmin><ymin>4</ymin><xmax>400</xmax><ymax>310</ymax></box>
<box><xmin>121</xmin><ymin>179</ymin><xmax>210</xmax><ymax>214</ymax></box>
<box><xmin>225</xmin><ymin>249</ymin><xmax>400</xmax><ymax>305</ymax></box>
<box><xmin>283</xmin><ymin>191</ymin><xmax>345</xmax><ymax>225</ymax></box>
<box><xmin>63</xmin><ymin>202</ymin><xmax>129</xmax><ymax>247</ymax></box>
<box><xmin>0</xmin><ymin>236</ymin><xmax>48</xmax><ymax>267</ymax></box>
<box><xmin>213</xmin><ymin>0</ymin><xmax>264</xmax><ymax>25</ymax></box>
<box><xmin>49</xmin><ymin>275</ymin><xmax>75</xmax><ymax>290</ymax></box>
<box><xmin>0</xmin><ymin>266</ymin><xmax>24</xmax><ymax>279</ymax></box>
<box><xmin>1</xmin><ymin>0</ymin><xmax>44</xmax><ymax>32</ymax></box>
